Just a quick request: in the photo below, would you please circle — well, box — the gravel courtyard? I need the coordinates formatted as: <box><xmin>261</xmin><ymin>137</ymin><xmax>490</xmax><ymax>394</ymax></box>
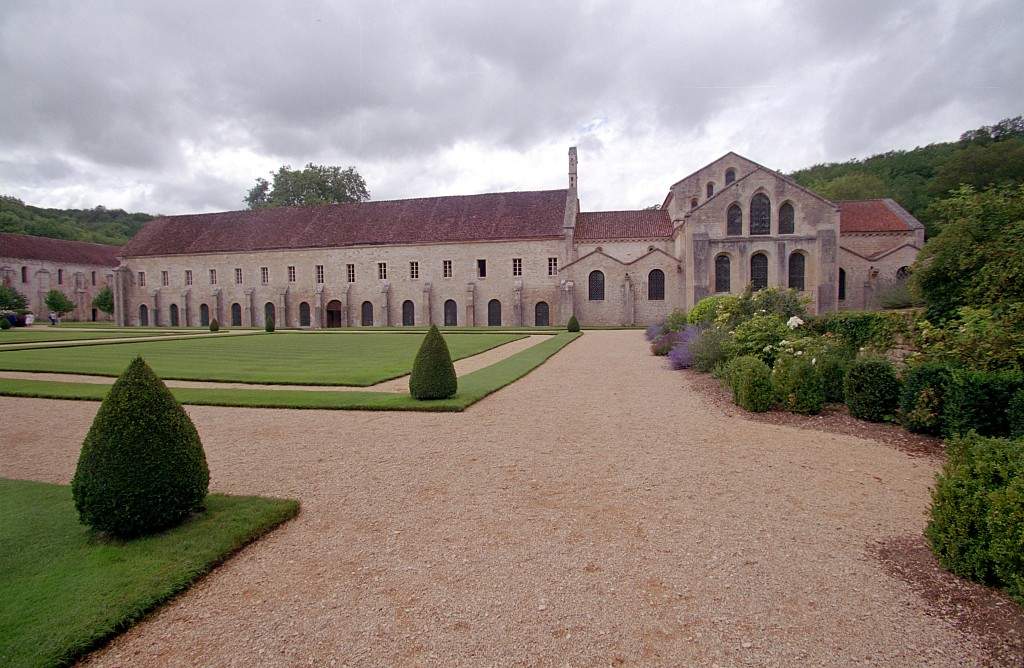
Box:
<box><xmin>1</xmin><ymin>330</ymin><xmax>982</xmax><ymax>665</ymax></box>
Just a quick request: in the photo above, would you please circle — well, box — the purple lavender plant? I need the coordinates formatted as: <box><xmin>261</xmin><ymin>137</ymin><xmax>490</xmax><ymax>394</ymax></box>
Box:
<box><xmin>645</xmin><ymin>321</ymin><xmax>665</xmax><ymax>341</ymax></box>
<box><xmin>667</xmin><ymin>325</ymin><xmax>700</xmax><ymax>369</ymax></box>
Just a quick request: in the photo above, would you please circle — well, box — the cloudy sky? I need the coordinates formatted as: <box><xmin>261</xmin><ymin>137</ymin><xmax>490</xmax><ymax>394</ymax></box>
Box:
<box><xmin>1</xmin><ymin>0</ymin><xmax>1021</xmax><ymax>215</ymax></box>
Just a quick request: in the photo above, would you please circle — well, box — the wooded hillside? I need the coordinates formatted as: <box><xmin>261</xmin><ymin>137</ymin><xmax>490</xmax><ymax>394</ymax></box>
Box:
<box><xmin>0</xmin><ymin>195</ymin><xmax>154</xmax><ymax>246</ymax></box>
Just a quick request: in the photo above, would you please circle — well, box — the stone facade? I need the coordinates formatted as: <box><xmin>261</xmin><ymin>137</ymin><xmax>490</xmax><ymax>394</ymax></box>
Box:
<box><xmin>113</xmin><ymin>150</ymin><xmax>924</xmax><ymax>328</ymax></box>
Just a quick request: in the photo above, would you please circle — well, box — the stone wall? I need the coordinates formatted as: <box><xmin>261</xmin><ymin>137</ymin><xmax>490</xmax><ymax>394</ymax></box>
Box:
<box><xmin>0</xmin><ymin>256</ymin><xmax>115</xmax><ymax>321</ymax></box>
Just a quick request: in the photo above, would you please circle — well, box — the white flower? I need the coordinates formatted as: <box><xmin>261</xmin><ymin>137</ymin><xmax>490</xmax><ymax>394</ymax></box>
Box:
<box><xmin>795</xmin><ymin>351</ymin><xmax>803</xmax><ymax>356</ymax></box>
<box><xmin>763</xmin><ymin>344</ymin><xmax>773</xmax><ymax>352</ymax></box>
<box><xmin>811</xmin><ymin>357</ymin><xmax>817</xmax><ymax>365</ymax></box>
<box><xmin>786</xmin><ymin>316</ymin><xmax>804</xmax><ymax>329</ymax></box>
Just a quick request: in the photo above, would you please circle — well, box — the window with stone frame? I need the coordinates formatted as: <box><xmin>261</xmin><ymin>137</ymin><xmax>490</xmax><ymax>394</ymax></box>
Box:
<box><xmin>512</xmin><ymin>258</ymin><xmax>522</xmax><ymax>277</ymax></box>
<box><xmin>316</xmin><ymin>265</ymin><xmax>324</xmax><ymax>284</ymax></box>
<box><xmin>750</xmin><ymin>193</ymin><xmax>771</xmax><ymax>235</ymax></box>
<box><xmin>477</xmin><ymin>259</ymin><xmax>487</xmax><ymax>278</ymax></box>
<box><xmin>21</xmin><ymin>266</ymin><xmax>28</xmax><ymax>283</ymax></box>
<box><xmin>138</xmin><ymin>271</ymin><xmax>146</xmax><ymax>287</ymax></box>
<box><xmin>91</xmin><ymin>271</ymin><xmax>96</xmax><ymax>286</ymax></box>
<box><xmin>838</xmin><ymin>268</ymin><xmax>846</xmax><ymax>300</ymax></box>
<box><xmin>443</xmin><ymin>259</ymin><xmax>452</xmax><ymax>278</ymax></box>
<box><xmin>788</xmin><ymin>252</ymin><xmax>805</xmax><ymax>291</ymax></box>
<box><xmin>725</xmin><ymin>168</ymin><xmax>736</xmax><ymax>185</ymax></box>
<box><xmin>161</xmin><ymin>271</ymin><xmax>169</xmax><ymax>287</ymax></box>
<box><xmin>288</xmin><ymin>266</ymin><xmax>296</xmax><ymax>282</ymax></box>
<box><xmin>378</xmin><ymin>262</ymin><xmax>387</xmax><ymax>280</ymax></box>
<box><xmin>57</xmin><ymin>269</ymin><xmax>63</xmax><ymax>284</ymax></box>
<box><xmin>647</xmin><ymin>269</ymin><xmax>665</xmax><ymax>300</ymax></box>
<box><xmin>260</xmin><ymin>267</ymin><xmax>269</xmax><ymax>284</ymax></box>
<box><xmin>347</xmin><ymin>264</ymin><xmax>355</xmax><ymax>282</ymax></box>
<box><xmin>588</xmin><ymin>270</ymin><xmax>605</xmax><ymax>301</ymax></box>
<box><xmin>779</xmin><ymin>202</ymin><xmax>795</xmax><ymax>234</ymax></box>
<box><xmin>185</xmin><ymin>270</ymin><xmax>193</xmax><ymax>286</ymax></box>
<box><xmin>547</xmin><ymin>257</ymin><xmax>558</xmax><ymax>275</ymax></box>
<box><xmin>235</xmin><ymin>267</ymin><xmax>243</xmax><ymax>284</ymax></box>
<box><xmin>715</xmin><ymin>254</ymin><xmax>731</xmax><ymax>293</ymax></box>
<box><xmin>209</xmin><ymin>269</ymin><xmax>217</xmax><ymax>285</ymax></box>
<box><xmin>690</xmin><ymin>198</ymin><xmax>698</xmax><ymax>209</ymax></box>
<box><xmin>727</xmin><ymin>204</ymin><xmax>742</xmax><ymax>235</ymax></box>
<box><xmin>409</xmin><ymin>261</ymin><xmax>419</xmax><ymax>279</ymax></box>
<box><xmin>706</xmin><ymin>182</ymin><xmax>714</xmax><ymax>198</ymax></box>
<box><xmin>750</xmin><ymin>253</ymin><xmax>768</xmax><ymax>290</ymax></box>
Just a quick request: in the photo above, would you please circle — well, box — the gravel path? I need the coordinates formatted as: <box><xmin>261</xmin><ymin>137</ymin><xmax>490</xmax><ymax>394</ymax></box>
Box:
<box><xmin>0</xmin><ymin>330</ymin><xmax>984</xmax><ymax>666</ymax></box>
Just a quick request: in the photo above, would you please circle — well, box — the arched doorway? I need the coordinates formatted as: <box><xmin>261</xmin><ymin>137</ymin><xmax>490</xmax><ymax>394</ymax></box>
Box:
<box><xmin>299</xmin><ymin>302</ymin><xmax>311</xmax><ymax>327</ymax></box>
<box><xmin>231</xmin><ymin>302</ymin><xmax>242</xmax><ymax>327</ymax></box>
<box><xmin>443</xmin><ymin>299</ymin><xmax>457</xmax><ymax>326</ymax></box>
<box><xmin>199</xmin><ymin>303</ymin><xmax>210</xmax><ymax>326</ymax></box>
<box><xmin>535</xmin><ymin>301</ymin><xmax>550</xmax><ymax>326</ymax></box>
<box><xmin>264</xmin><ymin>302</ymin><xmax>275</xmax><ymax>326</ymax></box>
<box><xmin>139</xmin><ymin>304</ymin><xmax>148</xmax><ymax>326</ymax></box>
<box><xmin>361</xmin><ymin>301</ymin><xmax>374</xmax><ymax>326</ymax></box>
<box><xmin>325</xmin><ymin>299</ymin><xmax>343</xmax><ymax>328</ymax></box>
<box><xmin>487</xmin><ymin>299</ymin><xmax>501</xmax><ymax>326</ymax></box>
<box><xmin>402</xmin><ymin>300</ymin><xmax>415</xmax><ymax>326</ymax></box>
<box><xmin>170</xmin><ymin>303</ymin><xmax>180</xmax><ymax>326</ymax></box>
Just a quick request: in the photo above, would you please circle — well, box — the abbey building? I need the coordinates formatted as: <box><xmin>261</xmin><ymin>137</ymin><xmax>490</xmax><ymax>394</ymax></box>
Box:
<box><xmin>111</xmin><ymin>150</ymin><xmax>924</xmax><ymax>328</ymax></box>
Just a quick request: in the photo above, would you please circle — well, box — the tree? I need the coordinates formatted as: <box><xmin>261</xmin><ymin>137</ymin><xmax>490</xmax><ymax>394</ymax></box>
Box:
<box><xmin>244</xmin><ymin>163</ymin><xmax>370</xmax><ymax>209</ymax></box>
<box><xmin>811</xmin><ymin>172</ymin><xmax>890</xmax><ymax>201</ymax></box>
<box><xmin>71</xmin><ymin>356</ymin><xmax>209</xmax><ymax>537</ymax></box>
<box><xmin>44</xmin><ymin>289</ymin><xmax>75</xmax><ymax>317</ymax></box>
<box><xmin>0</xmin><ymin>285</ymin><xmax>27</xmax><ymax>311</ymax></box>
<box><xmin>409</xmin><ymin>325</ymin><xmax>457</xmax><ymax>400</ymax></box>
<box><xmin>91</xmin><ymin>285</ymin><xmax>114</xmax><ymax>315</ymax></box>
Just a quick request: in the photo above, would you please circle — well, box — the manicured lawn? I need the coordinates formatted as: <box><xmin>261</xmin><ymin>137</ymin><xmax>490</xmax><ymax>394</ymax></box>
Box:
<box><xmin>0</xmin><ymin>478</ymin><xmax>298</xmax><ymax>667</ymax></box>
<box><xmin>0</xmin><ymin>328</ymin><xmax>203</xmax><ymax>345</ymax></box>
<box><xmin>0</xmin><ymin>331</ymin><xmax>523</xmax><ymax>386</ymax></box>
<box><xmin>0</xmin><ymin>332</ymin><xmax>581</xmax><ymax>411</ymax></box>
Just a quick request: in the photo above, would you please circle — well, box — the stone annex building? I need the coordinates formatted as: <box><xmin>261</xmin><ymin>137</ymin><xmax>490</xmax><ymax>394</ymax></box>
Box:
<box><xmin>14</xmin><ymin>150</ymin><xmax>922</xmax><ymax>329</ymax></box>
<box><xmin>0</xmin><ymin>233</ymin><xmax>120</xmax><ymax>321</ymax></box>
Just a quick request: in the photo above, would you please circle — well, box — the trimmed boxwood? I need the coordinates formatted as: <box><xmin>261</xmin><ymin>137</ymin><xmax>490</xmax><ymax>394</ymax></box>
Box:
<box><xmin>0</xmin><ymin>318</ymin><xmax>10</xmax><ymax>330</ymax></box>
<box><xmin>726</xmin><ymin>355</ymin><xmax>774</xmax><ymax>413</ymax></box>
<box><xmin>567</xmin><ymin>315</ymin><xmax>580</xmax><ymax>332</ymax></box>
<box><xmin>265</xmin><ymin>313</ymin><xmax>275</xmax><ymax>333</ymax></box>
<box><xmin>409</xmin><ymin>325</ymin><xmax>457</xmax><ymax>400</ymax></box>
<box><xmin>899</xmin><ymin>362</ymin><xmax>954</xmax><ymax>435</ymax></box>
<box><xmin>71</xmin><ymin>356</ymin><xmax>209</xmax><ymax>537</ymax></box>
<box><xmin>925</xmin><ymin>433</ymin><xmax>1024</xmax><ymax>601</ymax></box>
<box><xmin>817</xmin><ymin>352</ymin><xmax>850</xmax><ymax>404</ymax></box>
<box><xmin>772</xmin><ymin>355</ymin><xmax>825</xmax><ymax>415</ymax></box>
<box><xmin>209</xmin><ymin>318</ymin><xmax>220</xmax><ymax>332</ymax></box>
<box><xmin>943</xmin><ymin>369</ymin><xmax>1024</xmax><ymax>438</ymax></box>
<box><xmin>844</xmin><ymin>357</ymin><xmax>900</xmax><ymax>422</ymax></box>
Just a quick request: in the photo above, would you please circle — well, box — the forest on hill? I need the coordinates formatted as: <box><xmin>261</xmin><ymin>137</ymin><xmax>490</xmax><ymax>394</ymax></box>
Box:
<box><xmin>0</xmin><ymin>195</ymin><xmax>154</xmax><ymax>246</ymax></box>
<box><xmin>790</xmin><ymin>115</ymin><xmax>1024</xmax><ymax>236</ymax></box>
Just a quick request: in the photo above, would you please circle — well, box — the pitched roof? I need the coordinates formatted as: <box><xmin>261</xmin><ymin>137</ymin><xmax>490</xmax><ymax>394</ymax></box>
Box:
<box><xmin>574</xmin><ymin>209</ymin><xmax>673</xmax><ymax>240</ymax></box>
<box><xmin>838</xmin><ymin>199</ymin><xmax>925</xmax><ymax>233</ymax></box>
<box><xmin>122</xmin><ymin>189</ymin><xmax>569</xmax><ymax>257</ymax></box>
<box><xmin>0</xmin><ymin>233</ymin><xmax>121</xmax><ymax>266</ymax></box>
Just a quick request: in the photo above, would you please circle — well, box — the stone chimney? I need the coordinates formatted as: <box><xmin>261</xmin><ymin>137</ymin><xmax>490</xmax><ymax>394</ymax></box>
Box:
<box><xmin>568</xmin><ymin>146</ymin><xmax>578</xmax><ymax>191</ymax></box>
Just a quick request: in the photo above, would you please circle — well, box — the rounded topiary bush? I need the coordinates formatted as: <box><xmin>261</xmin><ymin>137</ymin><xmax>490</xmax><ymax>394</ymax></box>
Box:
<box><xmin>409</xmin><ymin>325</ymin><xmax>457</xmax><ymax>400</ymax></box>
<box><xmin>265</xmin><ymin>313</ymin><xmax>275</xmax><ymax>333</ymax></box>
<box><xmin>844</xmin><ymin>357</ymin><xmax>900</xmax><ymax>422</ymax></box>
<box><xmin>567</xmin><ymin>315</ymin><xmax>580</xmax><ymax>332</ymax></box>
<box><xmin>726</xmin><ymin>355</ymin><xmax>774</xmax><ymax>413</ymax></box>
<box><xmin>817</xmin><ymin>352</ymin><xmax>850</xmax><ymax>404</ymax></box>
<box><xmin>899</xmin><ymin>362</ymin><xmax>954</xmax><ymax>435</ymax></box>
<box><xmin>772</xmin><ymin>354</ymin><xmax>825</xmax><ymax>415</ymax></box>
<box><xmin>0</xmin><ymin>318</ymin><xmax>10</xmax><ymax>330</ymax></box>
<box><xmin>71</xmin><ymin>356</ymin><xmax>209</xmax><ymax>537</ymax></box>
<box><xmin>209</xmin><ymin>318</ymin><xmax>219</xmax><ymax>333</ymax></box>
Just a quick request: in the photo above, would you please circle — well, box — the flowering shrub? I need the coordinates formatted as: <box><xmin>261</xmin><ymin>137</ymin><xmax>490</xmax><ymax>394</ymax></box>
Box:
<box><xmin>726</xmin><ymin>314</ymin><xmax>790</xmax><ymax>365</ymax></box>
<box><xmin>667</xmin><ymin>326</ymin><xmax>700</xmax><ymax>369</ymax></box>
<box><xmin>688</xmin><ymin>295</ymin><xmax>739</xmax><ymax>326</ymax></box>
<box><xmin>772</xmin><ymin>354</ymin><xmax>825</xmax><ymax>414</ymax></box>
<box><xmin>644</xmin><ymin>322</ymin><xmax>665</xmax><ymax>341</ymax></box>
<box><xmin>844</xmin><ymin>358</ymin><xmax>901</xmax><ymax>422</ymax></box>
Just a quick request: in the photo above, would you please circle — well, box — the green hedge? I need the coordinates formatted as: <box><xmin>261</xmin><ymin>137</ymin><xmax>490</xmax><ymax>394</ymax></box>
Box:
<box><xmin>926</xmin><ymin>433</ymin><xmax>1024</xmax><ymax>602</ymax></box>
<box><xmin>844</xmin><ymin>357</ymin><xmax>901</xmax><ymax>422</ymax></box>
<box><xmin>808</xmin><ymin>311</ymin><xmax>911</xmax><ymax>351</ymax></box>
<box><xmin>772</xmin><ymin>355</ymin><xmax>825</xmax><ymax>415</ymax></box>
<box><xmin>725</xmin><ymin>355</ymin><xmax>774</xmax><ymax>412</ymax></box>
<box><xmin>817</xmin><ymin>352</ymin><xmax>850</xmax><ymax>403</ymax></box>
<box><xmin>943</xmin><ymin>369</ymin><xmax>1024</xmax><ymax>438</ymax></box>
<box><xmin>900</xmin><ymin>362</ymin><xmax>955</xmax><ymax>435</ymax></box>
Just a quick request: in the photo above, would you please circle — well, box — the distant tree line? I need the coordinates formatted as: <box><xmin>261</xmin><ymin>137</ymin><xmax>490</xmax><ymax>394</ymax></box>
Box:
<box><xmin>0</xmin><ymin>195</ymin><xmax>153</xmax><ymax>246</ymax></box>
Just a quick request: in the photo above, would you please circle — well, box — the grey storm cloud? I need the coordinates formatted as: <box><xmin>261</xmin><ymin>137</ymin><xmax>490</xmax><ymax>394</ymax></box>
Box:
<box><xmin>1</xmin><ymin>0</ymin><xmax>1021</xmax><ymax>214</ymax></box>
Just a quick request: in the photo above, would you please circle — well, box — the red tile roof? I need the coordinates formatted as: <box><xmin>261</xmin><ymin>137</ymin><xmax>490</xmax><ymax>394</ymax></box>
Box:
<box><xmin>575</xmin><ymin>209</ymin><xmax>673</xmax><ymax>241</ymax></box>
<box><xmin>838</xmin><ymin>199</ymin><xmax>924</xmax><ymax>233</ymax></box>
<box><xmin>123</xmin><ymin>190</ymin><xmax>569</xmax><ymax>257</ymax></box>
<box><xmin>0</xmin><ymin>233</ymin><xmax>120</xmax><ymax>266</ymax></box>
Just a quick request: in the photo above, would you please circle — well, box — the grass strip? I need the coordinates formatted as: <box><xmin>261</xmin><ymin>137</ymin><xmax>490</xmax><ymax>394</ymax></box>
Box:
<box><xmin>0</xmin><ymin>332</ymin><xmax>580</xmax><ymax>411</ymax></box>
<box><xmin>0</xmin><ymin>329</ymin><xmax>208</xmax><ymax>345</ymax></box>
<box><xmin>0</xmin><ymin>478</ymin><xmax>298</xmax><ymax>668</ymax></box>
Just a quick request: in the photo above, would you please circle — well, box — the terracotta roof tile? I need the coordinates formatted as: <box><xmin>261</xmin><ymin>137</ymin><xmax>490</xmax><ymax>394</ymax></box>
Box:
<box><xmin>0</xmin><ymin>233</ymin><xmax>120</xmax><ymax>266</ymax></box>
<box><xmin>575</xmin><ymin>209</ymin><xmax>672</xmax><ymax>240</ymax></box>
<box><xmin>838</xmin><ymin>199</ymin><xmax>924</xmax><ymax>233</ymax></box>
<box><xmin>122</xmin><ymin>190</ymin><xmax>569</xmax><ymax>257</ymax></box>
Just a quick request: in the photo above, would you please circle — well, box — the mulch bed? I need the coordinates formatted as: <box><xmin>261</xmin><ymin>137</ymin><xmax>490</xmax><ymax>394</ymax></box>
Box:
<box><xmin>681</xmin><ymin>369</ymin><xmax>946</xmax><ymax>460</ymax></box>
<box><xmin>870</xmin><ymin>536</ymin><xmax>1024</xmax><ymax>667</ymax></box>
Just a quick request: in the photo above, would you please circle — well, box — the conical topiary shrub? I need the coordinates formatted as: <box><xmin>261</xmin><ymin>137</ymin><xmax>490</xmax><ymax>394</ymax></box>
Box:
<box><xmin>567</xmin><ymin>315</ymin><xmax>580</xmax><ymax>332</ymax></box>
<box><xmin>409</xmin><ymin>325</ymin><xmax>457</xmax><ymax>400</ymax></box>
<box><xmin>71</xmin><ymin>356</ymin><xmax>209</xmax><ymax>537</ymax></box>
<box><xmin>209</xmin><ymin>318</ymin><xmax>219</xmax><ymax>332</ymax></box>
<box><xmin>265</xmin><ymin>313</ymin><xmax>275</xmax><ymax>332</ymax></box>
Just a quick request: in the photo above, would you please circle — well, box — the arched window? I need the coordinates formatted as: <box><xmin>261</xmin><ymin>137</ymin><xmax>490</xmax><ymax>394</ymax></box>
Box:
<box><xmin>788</xmin><ymin>252</ymin><xmax>806</xmax><ymax>291</ymax></box>
<box><xmin>264</xmin><ymin>302</ymin><xmax>275</xmax><ymax>326</ymax></box>
<box><xmin>896</xmin><ymin>266</ymin><xmax>911</xmax><ymax>280</ymax></box>
<box><xmin>706</xmin><ymin>182</ymin><xmax>714</xmax><ymax>198</ymax></box>
<box><xmin>444</xmin><ymin>299</ymin><xmax>458</xmax><ymax>326</ymax></box>
<box><xmin>402</xmin><ymin>300</ymin><xmax>415</xmax><ymax>326</ymax></box>
<box><xmin>299</xmin><ymin>302</ymin><xmax>311</xmax><ymax>327</ymax></box>
<box><xmin>750</xmin><ymin>253</ymin><xmax>768</xmax><ymax>291</ymax></box>
<box><xmin>361</xmin><ymin>301</ymin><xmax>373</xmax><ymax>326</ymax></box>
<box><xmin>487</xmin><ymin>299</ymin><xmax>502</xmax><ymax>326</ymax></box>
<box><xmin>750</xmin><ymin>193</ymin><xmax>771</xmax><ymax>235</ymax></box>
<box><xmin>727</xmin><ymin>203</ymin><xmax>742</xmax><ymax>235</ymax></box>
<box><xmin>588</xmin><ymin>270</ymin><xmax>605</xmax><ymax>301</ymax></box>
<box><xmin>534</xmin><ymin>301</ymin><xmax>550</xmax><ymax>326</ymax></box>
<box><xmin>838</xmin><ymin>268</ymin><xmax>847</xmax><ymax>301</ymax></box>
<box><xmin>231</xmin><ymin>302</ymin><xmax>242</xmax><ymax>327</ymax></box>
<box><xmin>779</xmin><ymin>202</ymin><xmax>795</xmax><ymax>234</ymax></box>
<box><xmin>170</xmin><ymin>303</ymin><xmax>180</xmax><ymax>326</ymax></box>
<box><xmin>139</xmin><ymin>304</ymin><xmax>149</xmax><ymax>326</ymax></box>
<box><xmin>21</xmin><ymin>266</ymin><xmax>27</xmax><ymax>283</ymax></box>
<box><xmin>647</xmin><ymin>269</ymin><xmax>665</xmax><ymax>300</ymax></box>
<box><xmin>725</xmin><ymin>168</ymin><xmax>736</xmax><ymax>185</ymax></box>
<box><xmin>715</xmin><ymin>255</ymin><xmax>731</xmax><ymax>293</ymax></box>
<box><xmin>199</xmin><ymin>303</ymin><xmax>210</xmax><ymax>326</ymax></box>
<box><xmin>325</xmin><ymin>299</ymin><xmax>343</xmax><ymax>327</ymax></box>
<box><xmin>690</xmin><ymin>198</ymin><xmax>698</xmax><ymax>209</ymax></box>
